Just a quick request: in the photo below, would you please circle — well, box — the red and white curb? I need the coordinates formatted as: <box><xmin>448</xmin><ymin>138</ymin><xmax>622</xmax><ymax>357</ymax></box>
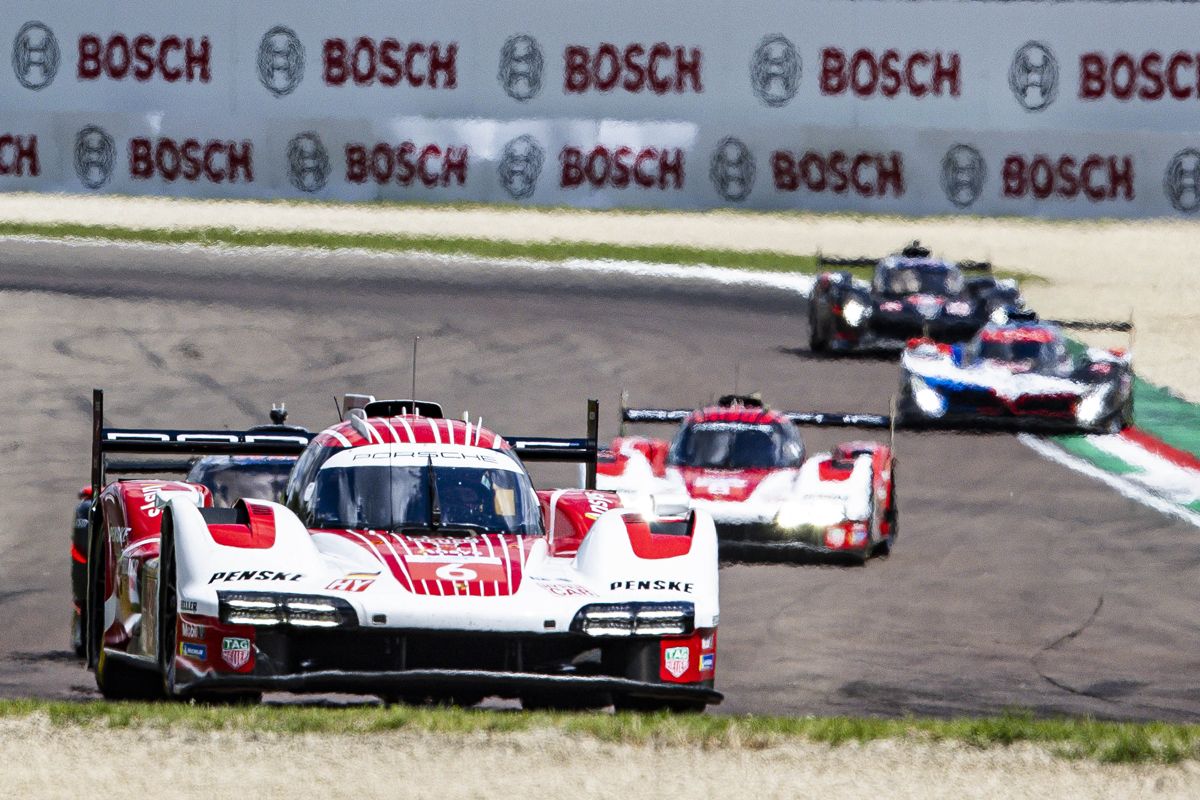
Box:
<box><xmin>1019</xmin><ymin>432</ymin><xmax>1200</xmax><ymax>529</ymax></box>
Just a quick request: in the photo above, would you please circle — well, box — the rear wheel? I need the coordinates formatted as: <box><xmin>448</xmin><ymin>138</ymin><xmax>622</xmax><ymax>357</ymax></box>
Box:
<box><xmin>809</xmin><ymin>304</ymin><xmax>828</xmax><ymax>353</ymax></box>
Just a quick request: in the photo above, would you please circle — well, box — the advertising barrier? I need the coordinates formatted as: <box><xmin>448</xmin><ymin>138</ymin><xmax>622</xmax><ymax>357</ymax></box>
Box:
<box><xmin>3</xmin><ymin>1</ymin><xmax>1199</xmax><ymax>218</ymax></box>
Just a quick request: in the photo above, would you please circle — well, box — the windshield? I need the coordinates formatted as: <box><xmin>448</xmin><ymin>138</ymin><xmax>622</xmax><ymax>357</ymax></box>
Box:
<box><xmin>971</xmin><ymin>335</ymin><xmax>1068</xmax><ymax>374</ymax></box>
<box><xmin>310</xmin><ymin>464</ymin><xmax>543</xmax><ymax>534</ymax></box>
<box><xmin>668</xmin><ymin>422</ymin><xmax>800</xmax><ymax>469</ymax></box>
<box><xmin>881</xmin><ymin>266</ymin><xmax>962</xmax><ymax>296</ymax></box>
<box><xmin>186</xmin><ymin>458</ymin><xmax>295</xmax><ymax>507</ymax></box>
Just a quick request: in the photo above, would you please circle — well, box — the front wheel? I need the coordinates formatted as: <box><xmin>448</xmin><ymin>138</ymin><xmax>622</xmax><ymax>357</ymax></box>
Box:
<box><xmin>157</xmin><ymin>511</ymin><xmax>182</xmax><ymax>700</ymax></box>
<box><xmin>809</xmin><ymin>307</ymin><xmax>828</xmax><ymax>353</ymax></box>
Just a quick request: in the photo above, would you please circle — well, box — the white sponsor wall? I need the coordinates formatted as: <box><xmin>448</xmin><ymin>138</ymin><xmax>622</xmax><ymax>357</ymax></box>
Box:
<box><xmin>2</xmin><ymin>0</ymin><xmax>1199</xmax><ymax>218</ymax></box>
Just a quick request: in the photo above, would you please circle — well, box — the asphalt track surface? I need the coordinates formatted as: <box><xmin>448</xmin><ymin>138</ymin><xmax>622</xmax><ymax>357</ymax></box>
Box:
<box><xmin>0</xmin><ymin>238</ymin><xmax>1197</xmax><ymax>721</ymax></box>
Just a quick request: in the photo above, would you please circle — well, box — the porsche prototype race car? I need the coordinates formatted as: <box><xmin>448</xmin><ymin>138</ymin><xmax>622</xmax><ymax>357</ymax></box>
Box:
<box><xmin>81</xmin><ymin>391</ymin><xmax>720</xmax><ymax>711</ymax></box>
<box><xmin>70</xmin><ymin>405</ymin><xmax>306</xmax><ymax>656</ymax></box>
<box><xmin>597</xmin><ymin>394</ymin><xmax>896</xmax><ymax>564</ymax></box>
<box><xmin>809</xmin><ymin>241</ymin><xmax>1027</xmax><ymax>353</ymax></box>
<box><xmin>897</xmin><ymin>319</ymin><xmax>1134</xmax><ymax>433</ymax></box>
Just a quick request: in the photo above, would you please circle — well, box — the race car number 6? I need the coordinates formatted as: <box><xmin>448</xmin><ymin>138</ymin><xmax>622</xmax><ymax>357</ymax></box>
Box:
<box><xmin>435</xmin><ymin>563</ymin><xmax>478</xmax><ymax>581</ymax></box>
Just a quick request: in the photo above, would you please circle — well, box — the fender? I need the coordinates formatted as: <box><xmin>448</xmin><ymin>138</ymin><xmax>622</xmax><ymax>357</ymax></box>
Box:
<box><xmin>538</xmin><ymin>488</ymin><xmax>623</xmax><ymax>557</ymax></box>
<box><xmin>169</xmin><ymin>497</ymin><xmax>335</xmax><ymax>620</ymax></box>
<box><xmin>95</xmin><ymin>480</ymin><xmax>211</xmax><ymax>650</ymax></box>
<box><xmin>573</xmin><ymin>508</ymin><xmax>719</xmax><ymax>627</ymax></box>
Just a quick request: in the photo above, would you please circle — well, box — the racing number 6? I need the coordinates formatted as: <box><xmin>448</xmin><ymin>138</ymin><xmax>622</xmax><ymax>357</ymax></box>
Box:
<box><xmin>434</xmin><ymin>563</ymin><xmax>479</xmax><ymax>581</ymax></box>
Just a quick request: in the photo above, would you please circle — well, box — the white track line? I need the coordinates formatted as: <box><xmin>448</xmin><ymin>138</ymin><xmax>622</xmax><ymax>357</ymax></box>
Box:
<box><xmin>1018</xmin><ymin>433</ymin><xmax>1200</xmax><ymax>529</ymax></box>
<box><xmin>0</xmin><ymin>234</ymin><xmax>816</xmax><ymax>296</ymax></box>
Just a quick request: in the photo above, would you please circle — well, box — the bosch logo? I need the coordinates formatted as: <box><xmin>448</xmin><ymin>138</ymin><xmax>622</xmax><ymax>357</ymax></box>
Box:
<box><xmin>286</xmin><ymin>132</ymin><xmax>329</xmax><ymax>192</ymax></box>
<box><xmin>74</xmin><ymin>125</ymin><xmax>116</xmax><ymax>189</ymax></box>
<box><xmin>497</xmin><ymin>134</ymin><xmax>544</xmax><ymax>199</ymax></box>
<box><xmin>498</xmin><ymin>34</ymin><xmax>543</xmax><ymax>101</ymax></box>
<box><xmin>1164</xmin><ymin>148</ymin><xmax>1200</xmax><ymax>213</ymax></box>
<box><xmin>1009</xmin><ymin>41</ymin><xmax>1058</xmax><ymax>112</ymax></box>
<box><xmin>258</xmin><ymin>26</ymin><xmax>304</xmax><ymax>97</ymax></box>
<box><xmin>941</xmin><ymin>144</ymin><xmax>986</xmax><ymax>208</ymax></box>
<box><xmin>750</xmin><ymin>34</ymin><xmax>800</xmax><ymax>107</ymax></box>
<box><xmin>709</xmin><ymin>136</ymin><xmax>755</xmax><ymax>202</ymax></box>
<box><xmin>12</xmin><ymin>21</ymin><xmax>59</xmax><ymax>90</ymax></box>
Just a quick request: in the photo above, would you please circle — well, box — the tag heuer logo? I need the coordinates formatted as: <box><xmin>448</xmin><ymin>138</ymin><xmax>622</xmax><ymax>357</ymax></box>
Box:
<box><xmin>664</xmin><ymin>645</ymin><xmax>689</xmax><ymax>678</ymax></box>
<box><xmin>221</xmin><ymin>636</ymin><xmax>252</xmax><ymax>670</ymax></box>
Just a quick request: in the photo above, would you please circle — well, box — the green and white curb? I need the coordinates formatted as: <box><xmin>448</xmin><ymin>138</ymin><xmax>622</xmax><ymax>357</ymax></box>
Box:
<box><xmin>1021</xmin><ymin>378</ymin><xmax>1200</xmax><ymax>528</ymax></box>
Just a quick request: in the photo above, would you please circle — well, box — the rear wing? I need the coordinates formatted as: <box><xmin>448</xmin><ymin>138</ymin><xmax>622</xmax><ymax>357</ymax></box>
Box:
<box><xmin>1043</xmin><ymin>319</ymin><xmax>1133</xmax><ymax>333</ymax></box>
<box><xmin>505</xmin><ymin>399</ymin><xmax>599</xmax><ymax>490</ymax></box>
<box><xmin>818</xmin><ymin>241</ymin><xmax>991</xmax><ymax>272</ymax></box>
<box><xmin>621</xmin><ymin>400</ymin><xmax>892</xmax><ymax>431</ymax></box>
<box><xmin>90</xmin><ymin>389</ymin><xmax>313</xmax><ymax>498</ymax></box>
<box><xmin>620</xmin><ymin>392</ymin><xmax>897</xmax><ymax>452</ymax></box>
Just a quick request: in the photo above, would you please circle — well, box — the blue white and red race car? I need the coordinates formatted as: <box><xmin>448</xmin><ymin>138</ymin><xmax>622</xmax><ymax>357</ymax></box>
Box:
<box><xmin>597</xmin><ymin>395</ymin><xmax>897</xmax><ymax>564</ymax></box>
<box><xmin>897</xmin><ymin>319</ymin><xmax>1134</xmax><ymax>433</ymax></box>
<box><xmin>81</xmin><ymin>391</ymin><xmax>720</xmax><ymax>711</ymax></box>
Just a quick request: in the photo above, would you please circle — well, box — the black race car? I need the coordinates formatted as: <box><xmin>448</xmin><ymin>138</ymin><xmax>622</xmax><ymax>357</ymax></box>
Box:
<box><xmin>69</xmin><ymin>405</ymin><xmax>306</xmax><ymax>656</ymax></box>
<box><xmin>808</xmin><ymin>242</ymin><xmax>1027</xmax><ymax>354</ymax></box>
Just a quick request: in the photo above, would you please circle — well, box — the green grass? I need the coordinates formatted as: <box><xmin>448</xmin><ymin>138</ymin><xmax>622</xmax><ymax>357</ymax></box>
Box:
<box><xmin>0</xmin><ymin>220</ymin><xmax>1041</xmax><ymax>283</ymax></box>
<box><xmin>0</xmin><ymin>700</ymin><xmax>1195</xmax><ymax>764</ymax></box>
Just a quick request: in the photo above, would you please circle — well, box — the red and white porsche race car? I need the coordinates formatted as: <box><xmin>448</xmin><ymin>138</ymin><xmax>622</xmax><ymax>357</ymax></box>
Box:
<box><xmin>82</xmin><ymin>391</ymin><xmax>720</xmax><ymax>711</ymax></box>
<box><xmin>597</xmin><ymin>395</ymin><xmax>897</xmax><ymax>563</ymax></box>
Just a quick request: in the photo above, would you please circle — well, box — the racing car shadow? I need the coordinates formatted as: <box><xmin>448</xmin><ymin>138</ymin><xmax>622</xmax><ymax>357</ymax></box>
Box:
<box><xmin>718</xmin><ymin>545</ymin><xmax>879</xmax><ymax>567</ymax></box>
<box><xmin>776</xmin><ymin>345</ymin><xmax>898</xmax><ymax>363</ymax></box>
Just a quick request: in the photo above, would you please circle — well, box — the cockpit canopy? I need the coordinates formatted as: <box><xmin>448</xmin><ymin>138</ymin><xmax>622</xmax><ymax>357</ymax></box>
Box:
<box><xmin>288</xmin><ymin>444</ymin><xmax>543</xmax><ymax>534</ymax></box>
<box><xmin>965</xmin><ymin>326</ymin><xmax>1070</xmax><ymax>374</ymax></box>
<box><xmin>875</xmin><ymin>261</ymin><xmax>964</xmax><ymax>297</ymax></box>
<box><xmin>668</xmin><ymin>419</ymin><xmax>804</xmax><ymax>470</ymax></box>
<box><xmin>186</xmin><ymin>456</ymin><xmax>295</xmax><ymax>508</ymax></box>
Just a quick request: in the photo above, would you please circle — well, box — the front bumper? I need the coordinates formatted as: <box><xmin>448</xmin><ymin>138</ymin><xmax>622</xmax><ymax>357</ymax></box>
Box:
<box><xmin>868</xmin><ymin>314</ymin><xmax>980</xmax><ymax>343</ymax></box>
<box><xmin>169</xmin><ymin>620</ymin><xmax>720</xmax><ymax>705</ymax></box>
<box><xmin>178</xmin><ymin>667</ymin><xmax>721</xmax><ymax>704</ymax></box>
<box><xmin>715</xmin><ymin>523</ymin><xmax>871</xmax><ymax>561</ymax></box>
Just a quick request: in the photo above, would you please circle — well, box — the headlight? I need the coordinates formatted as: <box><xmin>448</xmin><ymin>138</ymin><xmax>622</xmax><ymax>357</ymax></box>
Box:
<box><xmin>945</xmin><ymin>301</ymin><xmax>971</xmax><ymax>316</ymax></box>
<box><xmin>909</xmin><ymin>375</ymin><xmax>948</xmax><ymax>418</ymax></box>
<box><xmin>218</xmin><ymin>592</ymin><xmax>358</xmax><ymax>629</ymax></box>
<box><xmin>570</xmin><ymin>602</ymin><xmax>695</xmax><ymax>637</ymax></box>
<box><xmin>824</xmin><ymin>526</ymin><xmax>846</xmax><ymax>548</ymax></box>
<box><xmin>775</xmin><ymin>501</ymin><xmax>807</xmax><ymax>531</ymax></box>
<box><xmin>989</xmin><ymin>307</ymin><xmax>1009</xmax><ymax>325</ymax></box>
<box><xmin>1076</xmin><ymin>386</ymin><xmax>1112</xmax><ymax>426</ymax></box>
<box><xmin>842</xmin><ymin>298</ymin><xmax>871</xmax><ymax>327</ymax></box>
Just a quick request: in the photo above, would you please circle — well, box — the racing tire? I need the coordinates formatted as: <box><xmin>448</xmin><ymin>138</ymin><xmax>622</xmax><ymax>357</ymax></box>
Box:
<box><xmin>874</xmin><ymin>473</ymin><xmax>899</xmax><ymax>557</ymax></box>
<box><xmin>90</xmin><ymin>520</ymin><xmax>162</xmax><ymax>700</ymax></box>
<box><xmin>808</xmin><ymin>307</ymin><xmax>828</xmax><ymax>354</ymax></box>
<box><xmin>70</xmin><ymin>612</ymin><xmax>85</xmax><ymax>658</ymax></box>
<box><xmin>157</xmin><ymin>511</ymin><xmax>182</xmax><ymax>700</ymax></box>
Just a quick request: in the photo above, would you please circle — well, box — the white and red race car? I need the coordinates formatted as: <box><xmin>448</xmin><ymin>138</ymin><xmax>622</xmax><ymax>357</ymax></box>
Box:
<box><xmin>82</xmin><ymin>391</ymin><xmax>720</xmax><ymax>711</ymax></box>
<box><xmin>597</xmin><ymin>395</ymin><xmax>897</xmax><ymax>563</ymax></box>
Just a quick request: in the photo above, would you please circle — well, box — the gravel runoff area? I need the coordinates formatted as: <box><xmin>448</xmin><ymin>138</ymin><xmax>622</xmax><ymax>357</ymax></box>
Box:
<box><xmin>2</xmin><ymin>717</ymin><xmax>1197</xmax><ymax>800</ymax></box>
<box><xmin>0</xmin><ymin>193</ymin><xmax>1195</xmax><ymax>401</ymax></box>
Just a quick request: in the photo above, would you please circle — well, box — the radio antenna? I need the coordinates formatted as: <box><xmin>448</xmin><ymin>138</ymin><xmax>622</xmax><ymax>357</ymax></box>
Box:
<box><xmin>411</xmin><ymin>335</ymin><xmax>420</xmax><ymax>401</ymax></box>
